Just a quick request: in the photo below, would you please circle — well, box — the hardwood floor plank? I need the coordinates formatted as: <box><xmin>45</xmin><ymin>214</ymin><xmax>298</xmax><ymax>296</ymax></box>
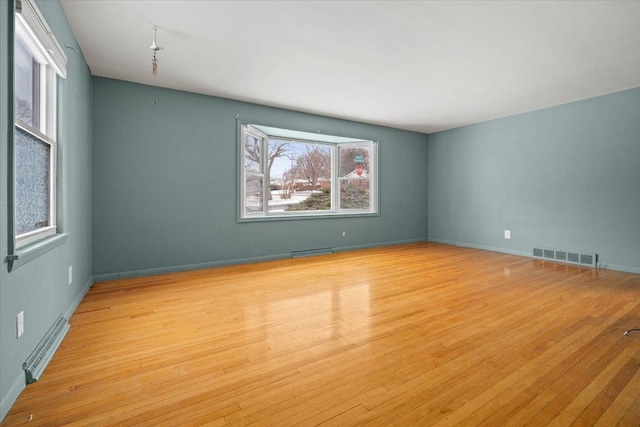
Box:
<box><xmin>594</xmin><ymin>355</ymin><xmax>640</xmax><ymax>426</ymax></box>
<box><xmin>3</xmin><ymin>243</ymin><xmax>640</xmax><ymax>426</ymax></box>
<box><xmin>572</xmin><ymin>355</ymin><xmax>640</xmax><ymax>426</ymax></box>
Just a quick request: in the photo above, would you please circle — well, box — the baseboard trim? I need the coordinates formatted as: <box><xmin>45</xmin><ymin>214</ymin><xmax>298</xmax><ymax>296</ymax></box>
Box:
<box><xmin>64</xmin><ymin>275</ymin><xmax>94</xmax><ymax>320</ymax></box>
<box><xmin>1</xmin><ymin>372</ymin><xmax>26</xmax><ymax>422</ymax></box>
<box><xmin>93</xmin><ymin>253</ymin><xmax>292</xmax><ymax>283</ymax></box>
<box><xmin>598</xmin><ymin>262</ymin><xmax>640</xmax><ymax>275</ymax></box>
<box><xmin>93</xmin><ymin>238</ymin><xmax>430</xmax><ymax>283</ymax></box>
<box><xmin>427</xmin><ymin>238</ymin><xmax>530</xmax><ymax>258</ymax></box>
<box><xmin>1</xmin><ymin>274</ymin><xmax>94</xmax><ymax>423</ymax></box>
<box><xmin>428</xmin><ymin>238</ymin><xmax>640</xmax><ymax>274</ymax></box>
<box><xmin>334</xmin><ymin>237</ymin><xmax>429</xmax><ymax>253</ymax></box>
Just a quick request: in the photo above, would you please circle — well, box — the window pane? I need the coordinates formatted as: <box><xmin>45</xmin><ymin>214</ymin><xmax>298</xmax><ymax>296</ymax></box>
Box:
<box><xmin>285</xmin><ymin>187</ymin><xmax>332</xmax><ymax>212</ymax></box>
<box><xmin>340</xmin><ymin>179</ymin><xmax>370</xmax><ymax>210</ymax></box>
<box><xmin>267</xmin><ymin>139</ymin><xmax>294</xmax><ymax>213</ymax></box>
<box><xmin>244</xmin><ymin>134</ymin><xmax>262</xmax><ymax>173</ymax></box>
<box><xmin>15</xmin><ymin>126</ymin><xmax>51</xmax><ymax>235</ymax></box>
<box><xmin>14</xmin><ymin>39</ymin><xmax>39</xmax><ymax>127</ymax></box>
<box><xmin>275</xmin><ymin>142</ymin><xmax>331</xmax><ymax>212</ymax></box>
<box><xmin>289</xmin><ymin>143</ymin><xmax>330</xmax><ymax>189</ymax></box>
<box><xmin>245</xmin><ymin>174</ymin><xmax>263</xmax><ymax>215</ymax></box>
<box><xmin>339</xmin><ymin>146</ymin><xmax>370</xmax><ymax>178</ymax></box>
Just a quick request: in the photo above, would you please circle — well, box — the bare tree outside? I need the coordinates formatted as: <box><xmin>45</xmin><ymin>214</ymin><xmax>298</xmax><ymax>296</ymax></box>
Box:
<box><xmin>244</xmin><ymin>135</ymin><xmax>292</xmax><ymax>201</ymax></box>
<box><xmin>266</xmin><ymin>140</ymin><xmax>292</xmax><ymax>200</ymax></box>
<box><xmin>291</xmin><ymin>145</ymin><xmax>331</xmax><ymax>188</ymax></box>
<box><xmin>244</xmin><ymin>134</ymin><xmax>261</xmax><ymax>173</ymax></box>
<box><xmin>280</xmin><ymin>169</ymin><xmax>295</xmax><ymax>199</ymax></box>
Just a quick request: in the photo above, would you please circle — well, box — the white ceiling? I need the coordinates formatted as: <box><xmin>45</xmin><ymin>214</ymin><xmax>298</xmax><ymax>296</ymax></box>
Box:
<box><xmin>59</xmin><ymin>0</ymin><xmax>640</xmax><ymax>134</ymax></box>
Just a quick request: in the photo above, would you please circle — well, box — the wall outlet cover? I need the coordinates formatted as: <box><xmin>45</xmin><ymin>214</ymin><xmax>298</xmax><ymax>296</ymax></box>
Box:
<box><xmin>17</xmin><ymin>311</ymin><xmax>24</xmax><ymax>338</ymax></box>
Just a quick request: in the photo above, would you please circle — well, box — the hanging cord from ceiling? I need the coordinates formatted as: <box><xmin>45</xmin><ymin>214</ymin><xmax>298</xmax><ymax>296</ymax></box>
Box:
<box><xmin>150</xmin><ymin>25</ymin><xmax>164</xmax><ymax>105</ymax></box>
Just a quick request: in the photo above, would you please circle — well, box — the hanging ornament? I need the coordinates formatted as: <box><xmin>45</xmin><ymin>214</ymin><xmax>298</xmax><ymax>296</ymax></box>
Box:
<box><xmin>150</xmin><ymin>26</ymin><xmax>164</xmax><ymax>76</ymax></box>
<box><xmin>152</xmin><ymin>52</ymin><xmax>158</xmax><ymax>76</ymax></box>
<box><xmin>149</xmin><ymin>25</ymin><xmax>164</xmax><ymax>105</ymax></box>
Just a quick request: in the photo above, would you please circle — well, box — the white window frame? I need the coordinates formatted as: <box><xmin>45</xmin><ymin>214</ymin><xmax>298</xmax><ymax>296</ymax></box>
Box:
<box><xmin>239</xmin><ymin>123</ymin><xmax>379</xmax><ymax>220</ymax></box>
<box><xmin>337</xmin><ymin>142</ymin><xmax>377</xmax><ymax>212</ymax></box>
<box><xmin>14</xmin><ymin>1</ymin><xmax>62</xmax><ymax>248</ymax></box>
<box><xmin>241</xmin><ymin>125</ymin><xmax>267</xmax><ymax>215</ymax></box>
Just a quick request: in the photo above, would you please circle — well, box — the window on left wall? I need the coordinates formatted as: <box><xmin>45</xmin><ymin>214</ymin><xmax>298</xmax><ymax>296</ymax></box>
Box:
<box><xmin>13</xmin><ymin>0</ymin><xmax>66</xmax><ymax>248</ymax></box>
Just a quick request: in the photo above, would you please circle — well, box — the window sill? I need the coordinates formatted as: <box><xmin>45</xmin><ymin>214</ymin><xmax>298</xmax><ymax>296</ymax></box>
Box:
<box><xmin>6</xmin><ymin>233</ymin><xmax>68</xmax><ymax>272</ymax></box>
<box><xmin>238</xmin><ymin>211</ymin><xmax>380</xmax><ymax>223</ymax></box>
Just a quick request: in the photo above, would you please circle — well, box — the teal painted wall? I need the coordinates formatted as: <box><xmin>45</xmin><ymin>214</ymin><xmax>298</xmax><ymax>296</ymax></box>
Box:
<box><xmin>1</xmin><ymin>0</ymin><xmax>93</xmax><ymax>417</ymax></box>
<box><xmin>1</xmin><ymin>0</ymin><xmax>636</xmax><ymax>420</ymax></box>
<box><xmin>428</xmin><ymin>87</ymin><xmax>640</xmax><ymax>273</ymax></box>
<box><xmin>92</xmin><ymin>78</ymin><xmax>429</xmax><ymax>278</ymax></box>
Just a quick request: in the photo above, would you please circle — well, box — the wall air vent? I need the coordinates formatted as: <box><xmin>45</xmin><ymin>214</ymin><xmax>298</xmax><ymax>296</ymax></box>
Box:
<box><xmin>291</xmin><ymin>247</ymin><xmax>333</xmax><ymax>258</ymax></box>
<box><xmin>23</xmin><ymin>315</ymin><xmax>70</xmax><ymax>384</ymax></box>
<box><xmin>532</xmin><ymin>247</ymin><xmax>597</xmax><ymax>268</ymax></box>
<box><xmin>580</xmin><ymin>254</ymin><xmax>594</xmax><ymax>266</ymax></box>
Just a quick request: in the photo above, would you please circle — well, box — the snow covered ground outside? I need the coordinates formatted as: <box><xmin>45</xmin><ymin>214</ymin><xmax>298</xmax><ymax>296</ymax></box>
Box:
<box><xmin>268</xmin><ymin>190</ymin><xmax>318</xmax><ymax>212</ymax></box>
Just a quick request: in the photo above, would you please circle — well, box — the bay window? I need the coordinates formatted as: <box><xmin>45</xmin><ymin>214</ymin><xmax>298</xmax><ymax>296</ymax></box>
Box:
<box><xmin>239</xmin><ymin>124</ymin><xmax>378</xmax><ymax>220</ymax></box>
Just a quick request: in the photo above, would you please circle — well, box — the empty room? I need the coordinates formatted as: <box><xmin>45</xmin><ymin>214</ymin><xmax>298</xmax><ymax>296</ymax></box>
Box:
<box><xmin>1</xmin><ymin>0</ymin><xmax>640</xmax><ymax>425</ymax></box>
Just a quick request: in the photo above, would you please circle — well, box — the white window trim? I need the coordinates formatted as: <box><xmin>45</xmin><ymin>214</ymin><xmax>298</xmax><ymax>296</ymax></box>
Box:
<box><xmin>14</xmin><ymin>121</ymin><xmax>58</xmax><ymax>249</ymax></box>
<box><xmin>14</xmin><ymin>1</ymin><xmax>61</xmax><ymax>248</ymax></box>
<box><xmin>239</xmin><ymin>123</ymin><xmax>379</xmax><ymax>221</ymax></box>
<box><xmin>337</xmin><ymin>141</ymin><xmax>377</xmax><ymax>212</ymax></box>
<box><xmin>16</xmin><ymin>0</ymin><xmax>67</xmax><ymax>79</ymax></box>
<box><xmin>241</xmin><ymin>125</ymin><xmax>267</xmax><ymax>217</ymax></box>
<box><xmin>15</xmin><ymin>226</ymin><xmax>57</xmax><ymax>248</ymax></box>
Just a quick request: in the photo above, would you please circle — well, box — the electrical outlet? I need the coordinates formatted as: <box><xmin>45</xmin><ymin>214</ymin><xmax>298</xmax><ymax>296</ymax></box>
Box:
<box><xmin>504</xmin><ymin>230</ymin><xmax>511</xmax><ymax>239</ymax></box>
<box><xmin>342</xmin><ymin>231</ymin><xmax>346</xmax><ymax>237</ymax></box>
<box><xmin>68</xmin><ymin>266</ymin><xmax>73</xmax><ymax>285</ymax></box>
<box><xmin>17</xmin><ymin>311</ymin><xmax>24</xmax><ymax>338</ymax></box>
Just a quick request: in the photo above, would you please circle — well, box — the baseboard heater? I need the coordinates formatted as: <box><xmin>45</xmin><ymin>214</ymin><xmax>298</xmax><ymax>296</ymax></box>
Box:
<box><xmin>532</xmin><ymin>247</ymin><xmax>597</xmax><ymax>268</ymax></box>
<box><xmin>23</xmin><ymin>315</ymin><xmax>70</xmax><ymax>384</ymax></box>
<box><xmin>291</xmin><ymin>247</ymin><xmax>333</xmax><ymax>258</ymax></box>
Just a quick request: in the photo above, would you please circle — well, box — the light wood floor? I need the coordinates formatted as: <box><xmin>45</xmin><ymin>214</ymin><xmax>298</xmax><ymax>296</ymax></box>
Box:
<box><xmin>3</xmin><ymin>242</ymin><xmax>640</xmax><ymax>426</ymax></box>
